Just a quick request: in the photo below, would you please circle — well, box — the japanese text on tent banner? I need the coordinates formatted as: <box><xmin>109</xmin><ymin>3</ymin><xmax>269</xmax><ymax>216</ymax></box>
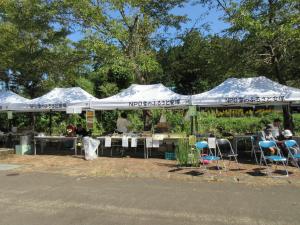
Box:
<box><xmin>129</xmin><ymin>99</ymin><xmax>181</xmax><ymax>107</ymax></box>
<box><xmin>225</xmin><ymin>96</ymin><xmax>285</xmax><ymax>104</ymax></box>
<box><xmin>29</xmin><ymin>103</ymin><xmax>67</xmax><ymax>109</ymax></box>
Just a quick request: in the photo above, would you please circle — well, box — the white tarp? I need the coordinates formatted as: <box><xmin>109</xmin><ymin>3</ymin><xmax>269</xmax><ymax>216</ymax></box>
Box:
<box><xmin>10</xmin><ymin>87</ymin><xmax>98</xmax><ymax>112</ymax></box>
<box><xmin>0</xmin><ymin>91</ymin><xmax>30</xmax><ymax>111</ymax></box>
<box><xmin>90</xmin><ymin>83</ymin><xmax>190</xmax><ymax>110</ymax></box>
<box><xmin>191</xmin><ymin>76</ymin><xmax>300</xmax><ymax>106</ymax></box>
<box><xmin>83</xmin><ymin>137</ymin><xmax>100</xmax><ymax>160</ymax></box>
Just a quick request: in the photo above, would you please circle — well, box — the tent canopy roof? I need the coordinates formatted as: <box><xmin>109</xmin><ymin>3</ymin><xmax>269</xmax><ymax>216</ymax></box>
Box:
<box><xmin>191</xmin><ymin>76</ymin><xmax>300</xmax><ymax>106</ymax></box>
<box><xmin>30</xmin><ymin>87</ymin><xmax>97</xmax><ymax>104</ymax></box>
<box><xmin>0</xmin><ymin>91</ymin><xmax>29</xmax><ymax>104</ymax></box>
<box><xmin>90</xmin><ymin>83</ymin><xmax>190</xmax><ymax>110</ymax></box>
<box><xmin>9</xmin><ymin>87</ymin><xmax>97</xmax><ymax>112</ymax></box>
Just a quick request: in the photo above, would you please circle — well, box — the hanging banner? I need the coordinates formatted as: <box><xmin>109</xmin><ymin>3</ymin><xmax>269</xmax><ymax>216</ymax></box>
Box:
<box><xmin>86</xmin><ymin>110</ymin><xmax>95</xmax><ymax>129</ymax></box>
<box><xmin>188</xmin><ymin>106</ymin><xmax>197</xmax><ymax>117</ymax></box>
<box><xmin>66</xmin><ymin>107</ymin><xmax>82</xmax><ymax>114</ymax></box>
<box><xmin>104</xmin><ymin>137</ymin><xmax>111</xmax><ymax>147</ymax></box>
<box><xmin>7</xmin><ymin>111</ymin><xmax>13</xmax><ymax>119</ymax></box>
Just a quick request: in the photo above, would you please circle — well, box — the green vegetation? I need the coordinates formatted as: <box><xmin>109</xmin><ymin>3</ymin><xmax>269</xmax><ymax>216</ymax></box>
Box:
<box><xmin>175</xmin><ymin>138</ymin><xmax>199</xmax><ymax>167</ymax></box>
<box><xmin>3</xmin><ymin>109</ymin><xmax>300</xmax><ymax>137</ymax></box>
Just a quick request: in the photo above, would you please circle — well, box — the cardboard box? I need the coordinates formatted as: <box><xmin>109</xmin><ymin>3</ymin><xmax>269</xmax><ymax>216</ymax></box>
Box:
<box><xmin>15</xmin><ymin>145</ymin><xmax>32</xmax><ymax>155</ymax></box>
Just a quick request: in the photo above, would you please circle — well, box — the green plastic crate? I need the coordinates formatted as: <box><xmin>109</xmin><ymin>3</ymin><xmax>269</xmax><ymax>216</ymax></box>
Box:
<box><xmin>15</xmin><ymin>145</ymin><xmax>32</xmax><ymax>155</ymax></box>
<box><xmin>165</xmin><ymin>152</ymin><xmax>176</xmax><ymax>160</ymax></box>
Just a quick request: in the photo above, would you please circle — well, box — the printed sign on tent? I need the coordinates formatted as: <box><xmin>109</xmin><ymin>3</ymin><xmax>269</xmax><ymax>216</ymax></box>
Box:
<box><xmin>104</xmin><ymin>137</ymin><xmax>111</xmax><ymax>147</ymax></box>
<box><xmin>7</xmin><ymin>111</ymin><xmax>13</xmax><ymax>119</ymax></box>
<box><xmin>86</xmin><ymin>110</ymin><xmax>95</xmax><ymax>129</ymax></box>
<box><xmin>152</xmin><ymin>139</ymin><xmax>160</xmax><ymax>148</ymax></box>
<box><xmin>146</xmin><ymin>138</ymin><xmax>153</xmax><ymax>148</ymax></box>
<box><xmin>131</xmin><ymin>137</ymin><xmax>137</xmax><ymax>147</ymax></box>
<box><xmin>122</xmin><ymin>136</ymin><xmax>129</xmax><ymax>148</ymax></box>
<box><xmin>208</xmin><ymin>138</ymin><xmax>216</xmax><ymax>149</ymax></box>
<box><xmin>66</xmin><ymin>107</ymin><xmax>82</xmax><ymax>114</ymax></box>
<box><xmin>188</xmin><ymin>106</ymin><xmax>197</xmax><ymax>116</ymax></box>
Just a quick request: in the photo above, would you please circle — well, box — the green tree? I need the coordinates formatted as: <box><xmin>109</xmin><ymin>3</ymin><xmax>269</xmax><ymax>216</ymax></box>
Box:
<box><xmin>65</xmin><ymin>0</ymin><xmax>188</xmax><ymax>85</ymax></box>
<box><xmin>199</xmin><ymin>0</ymin><xmax>300</xmax><ymax>129</ymax></box>
<box><xmin>157</xmin><ymin>30</ymin><xmax>244</xmax><ymax>94</ymax></box>
<box><xmin>0</xmin><ymin>0</ymin><xmax>81</xmax><ymax>97</ymax></box>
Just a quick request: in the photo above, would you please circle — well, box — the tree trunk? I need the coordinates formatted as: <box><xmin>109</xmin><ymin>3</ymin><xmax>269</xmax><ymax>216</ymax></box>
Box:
<box><xmin>282</xmin><ymin>104</ymin><xmax>294</xmax><ymax>131</ymax></box>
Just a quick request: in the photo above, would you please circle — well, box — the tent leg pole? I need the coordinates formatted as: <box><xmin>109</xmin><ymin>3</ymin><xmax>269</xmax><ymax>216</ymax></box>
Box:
<box><xmin>49</xmin><ymin>111</ymin><xmax>53</xmax><ymax>136</ymax></box>
<box><xmin>33</xmin><ymin>113</ymin><xmax>36</xmax><ymax>132</ymax></box>
<box><xmin>190</xmin><ymin>116</ymin><xmax>193</xmax><ymax>135</ymax></box>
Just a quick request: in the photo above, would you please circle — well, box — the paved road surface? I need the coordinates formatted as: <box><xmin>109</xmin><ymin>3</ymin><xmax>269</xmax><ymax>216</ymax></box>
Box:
<box><xmin>0</xmin><ymin>171</ymin><xmax>299</xmax><ymax>225</ymax></box>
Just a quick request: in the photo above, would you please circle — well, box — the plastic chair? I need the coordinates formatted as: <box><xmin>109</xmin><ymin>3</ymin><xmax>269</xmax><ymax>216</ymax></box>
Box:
<box><xmin>195</xmin><ymin>141</ymin><xmax>224</xmax><ymax>172</ymax></box>
<box><xmin>216</xmin><ymin>139</ymin><xmax>240</xmax><ymax>171</ymax></box>
<box><xmin>284</xmin><ymin>140</ymin><xmax>300</xmax><ymax>168</ymax></box>
<box><xmin>258</xmin><ymin>140</ymin><xmax>288</xmax><ymax>177</ymax></box>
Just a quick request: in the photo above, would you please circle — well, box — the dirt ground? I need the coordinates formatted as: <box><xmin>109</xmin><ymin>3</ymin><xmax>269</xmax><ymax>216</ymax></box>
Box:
<box><xmin>1</xmin><ymin>154</ymin><xmax>300</xmax><ymax>187</ymax></box>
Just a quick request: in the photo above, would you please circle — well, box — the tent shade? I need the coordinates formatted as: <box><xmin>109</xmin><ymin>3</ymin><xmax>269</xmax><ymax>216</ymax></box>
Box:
<box><xmin>90</xmin><ymin>84</ymin><xmax>190</xmax><ymax>110</ymax></box>
<box><xmin>191</xmin><ymin>76</ymin><xmax>300</xmax><ymax>107</ymax></box>
<box><xmin>0</xmin><ymin>91</ymin><xmax>30</xmax><ymax>111</ymax></box>
<box><xmin>10</xmin><ymin>87</ymin><xmax>97</xmax><ymax>112</ymax></box>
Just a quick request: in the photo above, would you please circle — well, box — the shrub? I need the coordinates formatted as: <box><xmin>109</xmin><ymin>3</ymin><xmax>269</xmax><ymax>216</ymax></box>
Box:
<box><xmin>175</xmin><ymin>139</ymin><xmax>199</xmax><ymax>167</ymax></box>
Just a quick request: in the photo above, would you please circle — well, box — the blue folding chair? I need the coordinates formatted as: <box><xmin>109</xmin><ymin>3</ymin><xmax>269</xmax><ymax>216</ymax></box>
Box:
<box><xmin>284</xmin><ymin>140</ymin><xmax>300</xmax><ymax>168</ymax></box>
<box><xmin>195</xmin><ymin>141</ymin><xmax>224</xmax><ymax>172</ymax></box>
<box><xmin>258</xmin><ymin>140</ymin><xmax>288</xmax><ymax>177</ymax></box>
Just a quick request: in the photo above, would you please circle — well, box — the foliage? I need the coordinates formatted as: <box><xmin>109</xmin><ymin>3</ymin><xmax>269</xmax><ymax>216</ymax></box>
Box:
<box><xmin>0</xmin><ymin>0</ymin><xmax>82</xmax><ymax>97</ymax></box>
<box><xmin>197</xmin><ymin>110</ymin><xmax>280</xmax><ymax>136</ymax></box>
<box><xmin>175</xmin><ymin>138</ymin><xmax>199</xmax><ymax>167</ymax></box>
<box><xmin>225</xmin><ymin>0</ymin><xmax>300</xmax><ymax>85</ymax></box>
<box><xmin>75</xmin><ymin>77</ymin><xmax>95</xmax><ymax>95</ymax></box>
<box><xmin>65</xmin><ymin>0</ymin><xmax>187</xmax><ymax>84</ymax></box>
<box><xmin>175</xmin><ymin>138</ymin><xmax>190</xmax><ymax>166</ymax></box>
<box><xmin>157</xmin><ymin>31</ymin><xmax>245</xmax><ymax>94</ymax></box>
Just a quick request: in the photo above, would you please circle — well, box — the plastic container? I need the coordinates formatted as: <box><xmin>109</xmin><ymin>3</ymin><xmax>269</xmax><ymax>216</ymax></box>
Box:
<box><xmin>15</xmin><ymin>145</ymin><xmax>32</xmax><ymax>155</ymax></box>
<box><xmin>165</xmin><ymin>152</ymin><xmax>176</xmax><ymax>160</ymax></box>
<box><xmin>20</xmin><ymin>135</ymin><xmax>31</xmax><ymax>145</ymax></box>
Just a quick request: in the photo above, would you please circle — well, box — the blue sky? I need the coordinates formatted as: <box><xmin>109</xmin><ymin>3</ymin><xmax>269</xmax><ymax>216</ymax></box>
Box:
<box><xmin>68</xmin><ymin>2</ymin><xmax>229</xmax><ymax>42</ymax></box>
<box><xmin>171</xmin><ymin>2</ymin><xmax>229</xmax><ymax>34</ymax></box>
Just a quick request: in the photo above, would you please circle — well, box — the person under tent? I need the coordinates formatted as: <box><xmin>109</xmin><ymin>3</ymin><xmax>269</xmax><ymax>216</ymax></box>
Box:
<box><xmin>76</xmin><ymin>124</ymin><xmax>89</xmax><ymax>137</ymax></box>
<box><xmin>116</xmin><ymin>112</ymin><xmax>131</xmax><ymax>134</ymax></box>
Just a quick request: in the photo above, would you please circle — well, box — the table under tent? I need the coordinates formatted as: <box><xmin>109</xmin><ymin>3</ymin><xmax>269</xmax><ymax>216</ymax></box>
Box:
<box><xmin>88</xmin><ymin>83</ymin><xmax>191</xmax><ymax>158</ymax></box>
<box><xmin>8</xmin><ymin>87</ymin><xmax>99</xmax><ymax>155</ymax></box>
<box><xmin>0</xmin><ymin>91</ymin><xmax>31</xmax><ymax>149</ymax></box>
<box><xmin>190</xmin><ymin>76</ymin><xmax>300</xmax><ymax>161</ymax></box>
<box><xmin>6</xmin><ymin>84</ymin><xmax>190</xmax><ymax>158</ymax></box>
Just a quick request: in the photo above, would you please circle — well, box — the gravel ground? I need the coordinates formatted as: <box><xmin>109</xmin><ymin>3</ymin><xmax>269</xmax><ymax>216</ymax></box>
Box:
<box><xmin>1</xmin><ymin>154</ymin><xmax>300</xmax><ymax>186</ymax></box>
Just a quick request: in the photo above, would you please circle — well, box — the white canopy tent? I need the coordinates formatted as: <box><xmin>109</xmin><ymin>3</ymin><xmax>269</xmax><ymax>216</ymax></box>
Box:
<box><xmin>90</xmin><ymin>83</ymin><xmax>190</xmax><ymax>110</ymax></box>
<box><xmin>191</xmin><ymin>76</ymin><xmax>300</xmax><ymax>107</ymax></box>
<box><xmin>10</xmin><ymin>87</ymin><xmax>98</xmax><ymax>112</ymax></box>
<box><xmin>0</xmin><ymin>91</ymin><xmax>30</xmax><ymax>111</ymax></box>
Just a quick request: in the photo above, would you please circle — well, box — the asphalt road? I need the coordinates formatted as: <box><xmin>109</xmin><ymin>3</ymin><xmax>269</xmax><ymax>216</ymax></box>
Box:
<box><xmin>0</xmin><ymin>171</ymin><xmax>299</xmax><ymax>225</ymax></box>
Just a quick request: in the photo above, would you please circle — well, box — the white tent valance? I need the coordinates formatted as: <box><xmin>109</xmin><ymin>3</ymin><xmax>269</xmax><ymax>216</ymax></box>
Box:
<box><xmin>191</xmin><ymin>76</ymin><xmax>300</xmax><ymax>106</ymax></box>
<box><xmin>10</xmin><ymin>87</ymin><xmax>97</xmax><ymax>112</ymax></box>
<box><xmin>0</xmin><ymin>91</ymin><xmax>30</xmax><ymax>111</ymax></box>
<box><xmin>90</xmin><ymin>84</ymin><xmax>190</xmax><ymax>110</ymax></box>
